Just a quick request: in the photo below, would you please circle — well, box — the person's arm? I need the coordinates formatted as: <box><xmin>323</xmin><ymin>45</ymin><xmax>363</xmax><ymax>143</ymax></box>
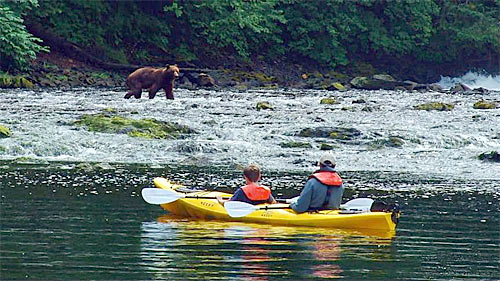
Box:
<box><xmin>217</xmin><ymin>188</ymin><xmax>243</xmax><ymax>205</ymax></box>
<box><xmin>267</xmin><ymin>193</ymin><xmax>277</xmax><ymax>204</ymax></box>
<box><xmin>290</xmin><ymin>180</ymin><xmax>314</xmax><ymax>213</ymax></box>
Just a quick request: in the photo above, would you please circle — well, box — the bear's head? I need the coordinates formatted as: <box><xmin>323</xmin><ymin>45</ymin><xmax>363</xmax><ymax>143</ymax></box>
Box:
<box><xmin>166</xmin><ymin>64</ymin><xmax>180</xmax><ymax>79</ymax></box>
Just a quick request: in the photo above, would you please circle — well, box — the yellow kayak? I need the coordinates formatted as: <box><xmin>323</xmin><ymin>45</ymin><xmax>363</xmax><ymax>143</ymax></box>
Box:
<box><xmin>150</xmin><ymin>177</ymin><xmax>399</xmax><ymax>232</ymax></box>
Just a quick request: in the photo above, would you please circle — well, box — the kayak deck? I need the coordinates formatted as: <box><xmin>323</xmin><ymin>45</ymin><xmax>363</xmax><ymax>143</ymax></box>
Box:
<box><xmin>153</xmin><ymin>177</ymin><xmax>398</xmax><ymax>232</ymax></box>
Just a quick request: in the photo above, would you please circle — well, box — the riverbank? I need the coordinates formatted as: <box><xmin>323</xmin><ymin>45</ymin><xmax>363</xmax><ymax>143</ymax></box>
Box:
<box><xmin>0</xmin><ymin>51</ymin><xmax>494</xmax><ymax>96</ymax></box>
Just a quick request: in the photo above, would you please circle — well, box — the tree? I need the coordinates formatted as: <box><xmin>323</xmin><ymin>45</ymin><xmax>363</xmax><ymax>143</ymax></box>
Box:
<box><xmin>0</xmin><ymin>0</ymin><xmax>48</xmax><ymax>71</ymax></box>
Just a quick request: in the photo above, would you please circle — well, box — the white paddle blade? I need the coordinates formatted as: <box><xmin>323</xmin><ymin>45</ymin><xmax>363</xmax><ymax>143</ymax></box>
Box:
<box><xmin>141</xmin><ymin>188</ymin><xmax>184</xmax><ymax>204</ymax></box>
<box><xmin>224</xmin><ymin>201</ymin><xmax>259</xmax><ymax>218</ymax></box>
<box><xmin>340</xmin><ymin>198</ymin><xmax>374</xmax><ymax>212</ymax></box>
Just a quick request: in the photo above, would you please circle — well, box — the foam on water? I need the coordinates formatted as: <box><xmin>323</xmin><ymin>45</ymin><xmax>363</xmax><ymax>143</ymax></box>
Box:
<box><xmin>437</xmin><ymin>71</ymin><xmax>500</xmax><ymax>90</ymax></box>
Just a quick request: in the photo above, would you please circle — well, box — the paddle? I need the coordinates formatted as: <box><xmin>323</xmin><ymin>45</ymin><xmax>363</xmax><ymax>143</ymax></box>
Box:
<box><xmin>224</xmin><ymin>198</ymin><xmax>375</xmax><ymax>218</ymax></box>
<box><xmin>141</xmin><ymin>188</ymin><xmax>230</xmax><ymax>205</ymax></box>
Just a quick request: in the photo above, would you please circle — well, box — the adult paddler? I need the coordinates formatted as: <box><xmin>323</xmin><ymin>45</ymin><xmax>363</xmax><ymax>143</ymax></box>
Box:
<box><xmin>290</xmin><ymin>152</ymin><xmax>344</xmax><ymax>213</ymax></box>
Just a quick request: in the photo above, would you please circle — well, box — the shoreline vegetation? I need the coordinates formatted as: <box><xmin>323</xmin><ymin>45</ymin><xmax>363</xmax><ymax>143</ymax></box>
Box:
<box><xmin>0</xmin><ymin>1</ymin><xmax>498</xmax><ymax>92</ymax></box>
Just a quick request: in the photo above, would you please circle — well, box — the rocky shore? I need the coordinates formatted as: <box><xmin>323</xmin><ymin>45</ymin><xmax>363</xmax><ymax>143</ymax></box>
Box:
<box><xmin>0</xmin><ymin>52</ymin><xmax>494</xmax><ymax>97</ymax></box>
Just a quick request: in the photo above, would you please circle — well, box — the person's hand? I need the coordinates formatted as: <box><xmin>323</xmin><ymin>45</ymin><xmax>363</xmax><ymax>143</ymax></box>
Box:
<box><xmin>216</xmin><ymin>196</ymin><xmax>225</xmax><ymax>205</ymax></box>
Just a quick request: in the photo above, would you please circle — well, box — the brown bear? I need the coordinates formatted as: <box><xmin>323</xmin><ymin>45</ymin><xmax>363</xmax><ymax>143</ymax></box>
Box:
<box><xmin>124</xmin><ymin>65</ymin><xmax>180</xmax><ymax>99</ymax></box>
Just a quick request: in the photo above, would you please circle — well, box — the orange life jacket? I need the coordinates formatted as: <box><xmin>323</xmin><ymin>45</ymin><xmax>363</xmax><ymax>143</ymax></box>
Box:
<box><xmin>309</xmin><ymin>171</ymin><xmax>343</xmax><ymax>186</ymax></box>
<box><xmin>241</xmin><ymin>183</ymin><xmax>271</xmax><ymax>201</ymax></box>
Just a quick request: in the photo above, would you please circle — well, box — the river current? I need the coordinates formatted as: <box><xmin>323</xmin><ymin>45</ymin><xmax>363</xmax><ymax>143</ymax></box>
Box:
<box><xmin>1</xmin><ymin>77</ymin><xmax>499</xmax><ymax>280</ymax></box>
<box><xmin>0</xmin><ymin>84</ymin><xmax>499</xmax><ymax>179</ymax></box>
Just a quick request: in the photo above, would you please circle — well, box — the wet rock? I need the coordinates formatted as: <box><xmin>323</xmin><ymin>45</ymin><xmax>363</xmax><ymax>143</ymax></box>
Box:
<box><xmin>298</xmin><ymin>127</ymin><xmax>332</xmax><ymax>138</ymax></box>
<box><xmin>450</xmin><ymin>83</ymin><xmax>471</xmax><ymax>93</ymax></box>
<box><xmin>470</xmin><ymin>87</ymin><xmax>490</xmax><ymax>94</ymax></box>
<box><xmin>320</xmin><ymin>143</ymin><xmax>338</xmax><ymax>150</ymax></box>
<box><xmin>74</xmin><ymin>112</ymin><xmax>195</xmax><ymax>139</ymax></box>
<box><xmin>12</xmin><ymin>157</ymin><xmax>50</xmax><ymax>165</ymax></box>
<box><xmin>402</xmin><ymin>80</ymin><xmax>418</xmax><ymax>91</ymax></box>
<box><xmin>350</xmin><ymin>74</ymin><xmax>407</xmax><ymax>90</ymax></box>
<box><xmin>0</xmin><ymin>125</ymin><xmax>12</xmax><ymax>138</ymax></box>
<box><xmin>0</xmin><ymin>73</ymin><xmax>34</xmax><ymax>88</ymax></box>
<box><xmin>279</xmin><ymin>142</ymin><xmax>312</xmax><ymax>148</ymax></box>
<box><xmin>174</xmin><ymin>141</ymin><xmax>219</xmax><ymax>154</ymax></box>
<box><xmin>198</xmin><ymin>73</ymin><xmax>216</xmax><ymax>87</ymax></box>
<box><xmin>179</xmin><ymin>155</ymin><xmax>212</xmax><ymax>166</ymax></box>
<box><xmin>320</xmin><ymin>98</ymin><xmax>338</xmax><ymax>105</ymax></box>
<box><xmin>256</xmin><ymin>101</ymin><xmax>273</xmax><ymax>111</ymax></box>
<box><xmin>76</xmin><ymin>162</ymin><xmax>94</xmax><ymax>171</ymax></box>
<box><xmin>414</xmin><ymin>102</ymin><xmax>454</xmax><ymax>111</ymax></box>
<box><xmin>473</xmin><ymin>100</ymin><xmax>497</xmax><ymax>109</ymax></box>
<box><xmin>350</xmin><ymin>76</ymin><xmax>369</xmax><ymax>88</ymax></box>
<box><xmin>369</xmin><ymin>136</ymin><xmax>405</xmax><ymax>149</ymax></box>
<box><xmin>352</xmin><ymin>99</ymin><xmax>367</xmax><ymax>104</ymax></box>
<box><xmin>297</xmin><ymin>127</ymin><xmax>361</xmax><ymax>141</ymax></box>
<box><xmin>329</xmin><ymin>128</ymin><xmax>362</xmax><ymax>140</ymax></box>
<box><xmin>327</xmin><ymin>82</ymin><xmax>346</xmax><ymax>91</ymax></box>
<box><xmin>427</xmin><ymin>83</ymin><xmax>445</xmax><ymax>92</ymax></box>
<box><xmin>478</xmin><ymin>151</ymin><xmax>500</xmax><ymax>163</ymax></box>
<box><xmin>94</xmin><ymin>162</ymin><xmax>115</xmax><ymax>170</ymax></box>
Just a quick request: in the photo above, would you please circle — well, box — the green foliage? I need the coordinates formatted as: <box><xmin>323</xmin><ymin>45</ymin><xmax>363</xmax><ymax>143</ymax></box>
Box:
<box><xmin>2</xmin><ymin>0</ymin><xmax>495</xmax><ymax>77</ymax></box>
<box><xmin>0</xmin><ymin>1</ymin><xmax>48</xmax><ymax>70</ymax></box>
<box><xmin>422</xmin><ymin>0</ymin><xmax>500</xmax><ymax>63</ymax></box>
<box><xmin>164</xmin><ymin>0</ymin><xmax>286</xmax><ymax>59</ymax></box>
<box><xmin>31</xmin><ymin>0</ymin><xmax>172</xmax><ymax>63</ymax></box>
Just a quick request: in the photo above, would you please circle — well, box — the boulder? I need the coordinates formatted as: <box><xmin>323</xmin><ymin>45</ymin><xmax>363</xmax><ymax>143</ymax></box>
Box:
<box><xmin>256</xmin><ymin>101</ymin><xmax>272</xmax><ymax>111</ymax></box>
<box><xmin>478</xmin><ymin>151</ymin><xmax>500</xmax><ymax>163</ymax></box>
<box><xmin>327</xmin><ymin>82</ymin><xmax>346</xmax><ymax>91</ymax></box>
<box><xmin>74</xmin><ymin>112</ymin><xmax>195</xmax><ymax>139</ymax></box>
<box><xmin>279</xmin><ymin>142</ymin><xmax>312</xmax><ymax>148</ymax></box>
<box><xmin>0</xmin><ymin>125</ymin><xmax>12</xmax><ymax>138</ymax></box>
<box><xmin>414</xmin><ymin>102</ymin><xmax>454</xmax><ymax>111</ymax></box>
<box><xmin>473</xmin><ymin>100</ymin><xmax>497</xmax><ymax>109</ymax></box>
<box><xmin>450</xmin><ymin>83</ymin><xmax>471</xmax><ymax>93</ymax></box>
<box><xmin>320</xmin><ymin>143</ymin><xmax>337</xmax><ymax>150</ymax></box>
<box><xmin>350</xmin><ymin>74</ymin><xmax>407</xmax><ymax>90</ymax></box>
<box><xmin>297</xmin><ymin>127</ymin><xmax>361</xmax><ymax>141</ymax></box>
<box><xmin>198</xmin><ymin>73</ymin><xmax>216</xmax><ymax>87</ymax></box>
<box><xmin>320</xmin><ymin>98</ymin><xmax>338</xmax><ymax>105</ymax></box>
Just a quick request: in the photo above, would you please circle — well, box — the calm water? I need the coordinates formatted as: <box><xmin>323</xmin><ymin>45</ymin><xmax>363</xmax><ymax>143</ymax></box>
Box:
<box><xmin>1</xmin><ymin>165</ymin><xmax>499</xmax><ymax>280</ymax></box>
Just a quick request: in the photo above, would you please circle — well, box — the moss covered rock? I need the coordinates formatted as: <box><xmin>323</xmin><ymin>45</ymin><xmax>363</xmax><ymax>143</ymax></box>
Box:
<box><xmin>279</xmin><ymin>142</ymin><xmax>312</xmax><ymax>148</ymax></box>
<box><xmin>369</xmin><ymin>136</ymin><xmax>405</xmax><ymax>149</ymax></box>
<box><xmin>414</xmin><ymin>102</ymin><xmax>454</xmax><ymax>111</ymax></box>
<box><xmin>0</xmin><ymin>125</ymin><xmax>12</xmax><ymax>138</ymax></box>
<box><xmin>0</xmin><ymin>73</ymin><xmax>34</xmax><ymax>88</ymax></box>
<box><xmin>320</xmin><ymin>143</ymin><xmax>338</xmax><ymax>150</ymax></box>
<box><xmin>320</xmin><ymin>98</ymin><xmax>338</xmax><ymax>105</ymax></box>
<box><xmin>473</xmin><ymin>100</ymin><xmax>497</xmax><ymax>109</ymax></box>
<box><xmin>256</xmin><ymin>101</ymin><xmax>273</xmax><ymax>111</ymax></box>
<box><xmin>297</xmin><ymin>127</ymin><xmax>361</xmax><ymax>141</ymax></box>
<box><xmin>74</xmin><ymin>114</ymin><xmax>195</xmax><ymax>139</ymax></box>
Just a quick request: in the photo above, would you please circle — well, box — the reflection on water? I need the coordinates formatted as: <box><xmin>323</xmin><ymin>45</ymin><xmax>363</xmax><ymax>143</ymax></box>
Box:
<box><xmin>1</xmin><ymin>167</ymin><xmax>498</xmax><ymax>280</ymax></box>
<box><xmin>140</xmin><ymin>215</ymin><xmax>395</xmax><ymax>280</ymax></box>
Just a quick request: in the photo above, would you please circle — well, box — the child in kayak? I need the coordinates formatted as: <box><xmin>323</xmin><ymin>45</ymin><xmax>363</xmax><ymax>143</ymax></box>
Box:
<box><xmin>290</xmin><ymin>152</ymin><xmax>344</xmax><ymax>213</ymax></box>
<box><xmin>217</xmin><ymin>164</ymin><xmax>277</xmax><ymax>205</ymax></box>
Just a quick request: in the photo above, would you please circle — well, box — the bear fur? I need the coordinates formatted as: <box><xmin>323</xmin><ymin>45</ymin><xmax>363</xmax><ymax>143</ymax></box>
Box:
<box><xmin>124</xmin><ymin>65</ymin><xmax>180</xmax><ymax>99</ymax></box>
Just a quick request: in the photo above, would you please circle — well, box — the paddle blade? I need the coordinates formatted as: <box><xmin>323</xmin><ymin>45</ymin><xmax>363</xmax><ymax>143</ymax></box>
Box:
<box><xmin>141</xmin><ymin>188</ymin><xmax>183</xmax><ymax>204</ymax></box>
<box><xmin>340</xmin><ymin>198</ymin><xmax>374</xmax><ymax>212</ymax></box>
<box><xmin>224</xmin><ymin>201</ymin><xmax>259</xmax><ymax>218</ymax></box>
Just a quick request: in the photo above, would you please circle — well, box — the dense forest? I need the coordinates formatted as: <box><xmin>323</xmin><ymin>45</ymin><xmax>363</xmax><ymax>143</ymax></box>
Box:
<box><xmin>1</xmin><ymin>0</ymin><xmax>499</xmax><ymax>82</ymax></box>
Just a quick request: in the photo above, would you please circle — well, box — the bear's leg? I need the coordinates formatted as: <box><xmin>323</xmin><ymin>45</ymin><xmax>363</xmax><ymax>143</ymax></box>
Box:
<box><xmin>125</xmin><ymin>88</ymin><xmax>141</xmax><ymax>99</ymax></box>
<box><xmin>164</xmin><ymin>82</ymin><xmax>174</xmax><ymax>100</ymax></box>
<box><xmin>148</xmin><ymin>85</ymin><xmax>161</xmax><ymax>99</ymax></box>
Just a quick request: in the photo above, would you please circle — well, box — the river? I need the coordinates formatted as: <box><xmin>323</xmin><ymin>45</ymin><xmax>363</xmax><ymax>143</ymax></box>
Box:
<box><xmin>1</xmin><ymin>76</ymin><xmax>499</xmax><ymax>280</ymax></box>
